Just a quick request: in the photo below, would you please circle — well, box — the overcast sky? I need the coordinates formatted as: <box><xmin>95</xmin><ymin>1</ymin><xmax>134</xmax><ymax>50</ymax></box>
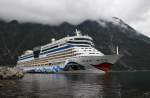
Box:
<box><xmin>0</xmin><ymin>0</ymin><xmax>150</xmax><ymax>37</ymax></box>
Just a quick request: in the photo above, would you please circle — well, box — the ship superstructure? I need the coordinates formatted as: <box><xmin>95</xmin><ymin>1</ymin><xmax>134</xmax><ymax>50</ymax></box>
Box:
<box><xmin>17</xmin><ymin>30</ymin><xmax>121</xmax><ymax>73</ymax></box>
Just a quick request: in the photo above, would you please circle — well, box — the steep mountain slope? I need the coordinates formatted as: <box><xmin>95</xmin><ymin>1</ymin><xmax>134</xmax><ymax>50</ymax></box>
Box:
<box><xmin>0</xmin><ymin>18</ymin><xmax>150</xmax><ymax>70</ymax></box>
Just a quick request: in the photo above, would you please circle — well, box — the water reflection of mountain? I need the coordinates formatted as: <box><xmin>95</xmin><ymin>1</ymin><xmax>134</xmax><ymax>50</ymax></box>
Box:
<box><xmin>1</xmin><ymin>72</ymin><xmax>150</xmax><ymax>98</ymax></box>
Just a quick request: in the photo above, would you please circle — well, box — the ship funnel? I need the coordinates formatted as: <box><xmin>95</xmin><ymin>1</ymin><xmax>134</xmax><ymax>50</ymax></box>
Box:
<box><xmin>51</xmin><ymin>38</ymin><xmax>55</xmax><ymax>42</ymax></box>
<box><xmin>75</xmin><ymin>29</ymin><xmax>81</xmax><ymax>36</ymax></box>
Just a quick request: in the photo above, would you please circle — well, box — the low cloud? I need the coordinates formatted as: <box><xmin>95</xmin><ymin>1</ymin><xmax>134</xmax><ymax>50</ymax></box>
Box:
<box><xmin>0</xmin><ymin>0</ymin><xmax>150</xmax><ymax>36</ymax></box>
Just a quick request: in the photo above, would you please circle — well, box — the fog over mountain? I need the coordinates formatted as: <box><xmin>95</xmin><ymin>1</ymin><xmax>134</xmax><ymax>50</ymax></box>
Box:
<box><xmin>0</xmin><ymin>0</ymin><xmax>150</xmax><ymax>36</ymax></box>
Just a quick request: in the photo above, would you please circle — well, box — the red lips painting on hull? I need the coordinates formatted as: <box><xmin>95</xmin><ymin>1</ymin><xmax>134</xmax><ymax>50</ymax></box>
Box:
<box><xmin>93</xmin><ymin>63</ymin><xmax>112</xmax><ymax>72</ymax></box>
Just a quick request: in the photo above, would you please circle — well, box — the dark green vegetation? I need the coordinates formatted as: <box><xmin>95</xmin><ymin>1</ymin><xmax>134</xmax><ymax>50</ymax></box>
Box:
<box><xmin>0</xmin><ymin>18</ymin><xmax>150</xmax><ymax>70</ymax></box>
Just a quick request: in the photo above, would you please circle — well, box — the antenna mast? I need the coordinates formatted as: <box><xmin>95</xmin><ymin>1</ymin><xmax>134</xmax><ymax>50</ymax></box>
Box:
<box><xmin>116</xmin><ymin>46</ymin><xmax>119</xmax><ymax>55</ymax></box>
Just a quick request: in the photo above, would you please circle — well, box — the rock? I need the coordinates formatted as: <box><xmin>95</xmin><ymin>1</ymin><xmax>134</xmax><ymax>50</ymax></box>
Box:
<box><xmin>0</xmin><ymin>83</ymin><xmax>4</xmax><ymax>87</ymax></box>
<box><xmin>0</xmin><ymin>67</ymin><xmax>24</xmax><ymax>79</ymax></box>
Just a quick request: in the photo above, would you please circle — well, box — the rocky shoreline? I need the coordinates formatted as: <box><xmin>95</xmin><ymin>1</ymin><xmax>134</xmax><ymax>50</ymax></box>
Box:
<box><xmin>0</xmin><ymin>67</ymin><xmax>24</xmax><ymax>79</ymax></box>
<box><xmin>0</xmin><ymin>67</ymin><xmax>24</xmax><ymax>87</ymax></box>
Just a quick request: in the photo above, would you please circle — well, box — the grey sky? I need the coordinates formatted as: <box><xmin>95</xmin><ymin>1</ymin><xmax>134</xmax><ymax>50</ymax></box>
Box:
<box><xmin>0</xmin><ymin>0</ymin><xmax>150</xmax><ymax>37</ymax></box>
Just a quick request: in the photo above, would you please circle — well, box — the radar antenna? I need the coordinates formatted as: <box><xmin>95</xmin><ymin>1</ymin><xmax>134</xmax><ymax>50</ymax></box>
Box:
<box><xmin>51</xmin><ymin>38</ymin><xmax>55</xmax><ymax>42</ymax></box>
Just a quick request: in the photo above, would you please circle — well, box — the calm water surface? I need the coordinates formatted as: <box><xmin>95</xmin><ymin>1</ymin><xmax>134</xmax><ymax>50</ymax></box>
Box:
<box><xmin>0</xmin><ymin>71</ymin><xmax>150</xmax><ymax>98</ymax></box>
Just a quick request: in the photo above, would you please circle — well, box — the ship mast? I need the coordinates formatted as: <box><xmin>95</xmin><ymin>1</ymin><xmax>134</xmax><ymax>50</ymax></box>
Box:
<box><xmin>75</xmin><ymin>29</ymin><xmax>81</xmax><ymax>36</ymax></box>
<box><xmin>116</xmin><ymin>46</ymin><xmax>119</xmax><ymax>55</ymax></box>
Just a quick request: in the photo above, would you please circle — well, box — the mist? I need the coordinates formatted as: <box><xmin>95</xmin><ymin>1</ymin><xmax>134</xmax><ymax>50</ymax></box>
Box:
<box><xmin>0</xmin><ymin>0</ymin><xmax>150</xmax><ymax>36</ymax></box>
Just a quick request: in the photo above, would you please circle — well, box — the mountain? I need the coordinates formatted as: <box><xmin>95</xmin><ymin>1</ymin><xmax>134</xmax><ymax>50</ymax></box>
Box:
<box><xmin>0</xmin><ymin>17</ymin><xmax>150</xmax><ymax>70</ymax></box>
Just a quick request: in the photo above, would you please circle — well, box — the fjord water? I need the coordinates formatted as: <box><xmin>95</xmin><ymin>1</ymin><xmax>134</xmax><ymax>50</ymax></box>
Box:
<box><xmin>0</xmin><ymin>71</ymin><xmax>150</xmax><ymax>98</ymax></box>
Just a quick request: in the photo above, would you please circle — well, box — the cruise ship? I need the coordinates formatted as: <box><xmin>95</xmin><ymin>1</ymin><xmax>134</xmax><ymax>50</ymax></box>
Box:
<box><xmin>17</xmin><ymin>30</ymin><xmax>122</xmax><ymax>73</ymax></box>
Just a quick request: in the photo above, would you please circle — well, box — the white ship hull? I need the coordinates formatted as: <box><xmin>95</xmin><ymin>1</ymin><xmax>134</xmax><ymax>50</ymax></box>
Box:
<box><xmin>18</xmin><ymin>54</ymin><xmax>121</xmax><ymax>73</ymax></box>
<box><xmin>70</xmin><ymin>54</ymin><xmax>122</xmax><ymax>69</ymax></box>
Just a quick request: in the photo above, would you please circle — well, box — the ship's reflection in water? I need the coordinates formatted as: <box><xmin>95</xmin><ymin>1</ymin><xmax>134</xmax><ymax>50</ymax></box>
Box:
<box><xmin>1</xmin><ymin>71</ymin><xmax>150</xmax><ymax>98</ymax></box>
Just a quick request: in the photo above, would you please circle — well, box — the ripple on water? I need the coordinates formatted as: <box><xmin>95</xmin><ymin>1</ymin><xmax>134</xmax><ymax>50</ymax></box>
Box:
<box><xmin>0</xmin><ymin>72</ymin><xmax>150</xmax><ymax>98</ymax></box>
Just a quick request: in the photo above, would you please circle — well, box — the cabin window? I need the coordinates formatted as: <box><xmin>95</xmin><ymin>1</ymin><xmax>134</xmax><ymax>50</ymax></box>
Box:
<box><xmin>42</xmin><ymin>45</ymin><xmax>58</xmax><ymax>52</ymax></box>
<box><xmin>67</xmin><ymin>41</ymin><xmax>92</xmax><ymax>45</ymax></box>
<box><xmin>74</xmin><ymin>38</ymin><xmax>92</xmax><ymax>41</ymax></box>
